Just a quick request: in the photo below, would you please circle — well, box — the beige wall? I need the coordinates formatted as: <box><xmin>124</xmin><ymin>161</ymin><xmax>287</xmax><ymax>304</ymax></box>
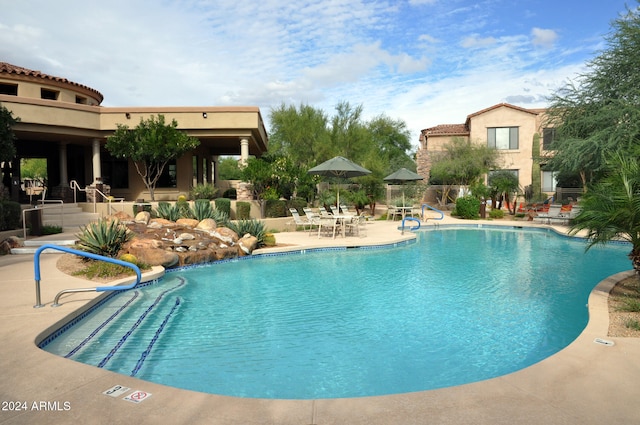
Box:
<box><xmin>467</xmin><ymin>105</ymin><xmax>539</xmax><ymax>190</ymax></box>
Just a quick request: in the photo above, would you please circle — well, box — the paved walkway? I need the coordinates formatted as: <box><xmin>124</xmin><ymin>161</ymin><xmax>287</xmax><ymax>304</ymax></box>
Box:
<box><xmin>0</xmin><ymin>216</ymin><xmax>639</xmax><ymax>424</ymax></box>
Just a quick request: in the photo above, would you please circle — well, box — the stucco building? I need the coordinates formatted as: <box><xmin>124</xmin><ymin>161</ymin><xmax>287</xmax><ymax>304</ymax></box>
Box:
<box><xmin>0</xmin><ymin>62</ymin><xmax>268</xmax><ymax>203</ymax></box>
<box><xmin>417</xmin><ymin>103</ymin><xmax>557</xmax><ymax>198</ymax></box>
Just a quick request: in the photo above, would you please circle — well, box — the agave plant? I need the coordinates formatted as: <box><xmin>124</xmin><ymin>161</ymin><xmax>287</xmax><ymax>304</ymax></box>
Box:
<box><xmin>155</xmin><ymin>201</ymin><xmax>180</xmax><ymax>221</ymax></box>
<box><xmin>190</xmin><ymin>199</ymin><xmax>215</xmax><ymax>221</ymax></box>
<box><xmin>226</xmin><ymin>219</ymin><xmax>266</xmax><ymax>248</ymax></box>
<box><xmin>76</xmin><ymin>218</ymin><xmax>133</xmax><ymax>258</ymax></box>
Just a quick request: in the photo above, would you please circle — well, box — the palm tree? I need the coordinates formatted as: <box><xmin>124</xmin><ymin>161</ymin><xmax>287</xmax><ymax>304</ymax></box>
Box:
<box><xmin>570</xmin><ymin>154</ymin><xmax>640</xmax><ymax>274</ymax></box>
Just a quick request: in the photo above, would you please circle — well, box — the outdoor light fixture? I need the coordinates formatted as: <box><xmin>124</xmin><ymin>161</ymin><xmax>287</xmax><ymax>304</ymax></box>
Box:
<box><xmin>202</xmin><ymin>112</ymin><xmax>208</xmax><ymax>118</ymax></box>
<box><xmin>125</xmin><ymin>113</ymin><xmax>131</xmax><ymax>119</ymax></box>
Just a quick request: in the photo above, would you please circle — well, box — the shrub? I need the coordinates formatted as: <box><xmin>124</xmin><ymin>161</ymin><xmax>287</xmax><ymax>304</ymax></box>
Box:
<box><xmin>76</xmin><ymin>218</ymin><xmax>133</xmax><ymax>258</ymax></box>
<box><xmin>489</xmin><ymin>208</ymin><xmax>505</xmax><ymax>219</ymax></box>
<box><xmin>176</xmin><ymin>196</ymin><xmax>192</xmax><ymax>219</ymax></box>
<box><xmin>236</xmin><ymin>201</ymin><xmax>251</xmax><ymax>220</ymax></box>
<box><xmin>455</xmin><ymin>196</ymin><xmax>480</xmax><ymax>219</ymax></box>
<box><xmin>190</xmin><ymin>183</ymin><xmax>218</xmax><ymax>200</ymax></box>
<box><xmin>0</xmin><ymin>201</ymin><xmax>21</xmax><ymax>230</ymax></box>
<box><xmin>226</xmin><ymin>219</ymin><xmax>266</xmax><ymax>248</ymax></box>
<box><xmin>41</xmin><ymin>224</ymin><xmax>63</xmax><ymax>235</ymax></box>
<box><xmin>263</xmin><ymin>233</ymin><xmax>276</xmax><ymax>246</ymax></box>
<box><xmin>215</xmin><ymin>198</ymin><xmax>231</xmax><ymax>217</ymax></box>
<box><xmin>288</xmin><ymin>198</ymin><xmax>307</xmax><ymax>215</ymax></box>
<box><xmin>265</xmin><ymin>199</ymin><xmax>287</xmax><ymax>217</ymax></box>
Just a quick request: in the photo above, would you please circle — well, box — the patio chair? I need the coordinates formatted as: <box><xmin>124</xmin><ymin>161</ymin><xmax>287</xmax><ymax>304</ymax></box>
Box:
<box><xmin>289</xmin><ymin>208</ymin><xmax>311</xmax><ymax>232</ymax></box>
<box><xmin>386</xmin><ymin>205</ymin><xmax>400</xmax><ymax>221</ymax></box>
<box><xmin>345</xmin><ymin>215</ymin><xmax>367</xmax><ymax>237</ymax></box>
<box><xmin>317</xmin><ymin>215</ymin><xmax>338</xmax><ymax>238</ymax></box>
<box><xmin>330</xmin><ymin>205</ymin><xmax>340</xmax><ymax>215</ymax></box>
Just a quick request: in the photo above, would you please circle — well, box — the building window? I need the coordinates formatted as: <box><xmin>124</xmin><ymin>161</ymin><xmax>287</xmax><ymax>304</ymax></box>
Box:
<box><xmin>101</xmin><ymin>153</ymin><xmax>129</xmax><ymax>189</ymax></box>
<box><xmin>0</xmin><ymin>83</ymin><xmax>18</xmax><ymax>95</ymax></box>
<box><xmin>542</xmin><ymin>170</ymin><xmax>557</xmax><ymax>192</ymax></box>
<box><xmin>157</xmin><ymin>160</ymin><xmax>177</xmax><ymax>188</ymax></box>
<box><xmin>542</xmin><ymin>128</ymin><xmax>556</xmax><ymax>150</ymax></box>
<box><xmin>40</xmin><ymin>88</ymin><xmax>59</xmax><ymax>100</ymax></box>
<box><xmin>487</xmin><ymin>127</ymin><xmax>519</xmax><ymax>150</ymax></box>
<box><xmin>75</xmin><ymin>95</ymin><xmax>87</xmax><ymax>104</ymax></box>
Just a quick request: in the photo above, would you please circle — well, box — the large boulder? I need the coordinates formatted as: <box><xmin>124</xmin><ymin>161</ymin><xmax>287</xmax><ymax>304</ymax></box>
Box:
<box><xmin>195</xmin><ymin>218</ymin><xmax>217</xmax><ymax>231</ymax></box>
<box><xmin>238</xmin><ymin>234</ymin><xmax>259</xmax><ymax>255</ymax></box>
<box><xmin>176</xmin><ymin>218</ymin><xmax>199</xmax><ymax>228</ymax></box>
<box><xmin>210</xmin><ymin>227</ymin><xmax>239</xmax><ymax>245</ymax></box>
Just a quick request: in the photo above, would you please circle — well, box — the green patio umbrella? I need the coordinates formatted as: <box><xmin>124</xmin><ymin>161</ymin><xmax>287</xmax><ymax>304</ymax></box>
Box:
<box><xmin>308</xmin><ymin>156</ymin><xmax>371</xmax><ymax>209</ymax></box>
<box><xmin>384</xmin><ymin>168</ymin><xmax>424</xmax><ymax>218</ymax></box>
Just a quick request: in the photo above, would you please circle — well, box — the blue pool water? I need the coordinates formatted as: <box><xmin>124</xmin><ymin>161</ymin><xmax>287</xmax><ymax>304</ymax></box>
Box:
<box><xmin>41</xmin><ymin>227</ymin><xmax>631</xmax><ymax>399</ymax></box>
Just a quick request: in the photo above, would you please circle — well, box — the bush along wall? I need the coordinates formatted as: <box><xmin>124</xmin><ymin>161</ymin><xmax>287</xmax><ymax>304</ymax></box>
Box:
<box><xmin>215</xmin><ymin>198</ymin><xmax>232</xmax><ymax>217</ymax></box>
<box><xmin>455</xmin><ymin>196</ymin><xmax>480</xmax><ymax>219</ymax></box>
<box><xmin>288</xmin><ymin>198</ymin><xmax>307</xmax><ymax>215</ymax></box>
<box><xmin>236</xmin><ymin>201</ymin><xmax>251</xmax><ymax>220</ymax></box>
<box><xmin>265</xmin><ymin>199</ymin><xmax>287</xmax><ymax>218</ymax></box>
<box><xmin>0</xmin><ymin>201</ymin><xmax>21</xmax><ymax>231</ymax></box>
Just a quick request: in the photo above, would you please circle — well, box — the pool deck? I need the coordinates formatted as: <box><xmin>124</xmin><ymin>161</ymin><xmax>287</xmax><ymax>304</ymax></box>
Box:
<box><xmin>1</xmin><ymin>216</ymin><xmax>639</xmax><ymax>424</ymax></box>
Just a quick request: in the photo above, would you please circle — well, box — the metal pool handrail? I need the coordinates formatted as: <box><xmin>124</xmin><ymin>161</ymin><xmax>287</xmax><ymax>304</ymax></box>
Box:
<box><xmin>421</xmin><ymin>203</ymin><xmax>445</xmax><ymax>220</ymax></box>
<box><xmin>33</xmin><ymin>244</ymin><xmax>141</xmax><ymax>308</ymax></box>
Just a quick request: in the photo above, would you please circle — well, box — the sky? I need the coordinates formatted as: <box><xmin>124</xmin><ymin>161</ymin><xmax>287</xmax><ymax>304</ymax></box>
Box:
<box><xmin>0</xmin><ymin>0</ymin><xmax>634</xmax><ymax>148</ymax></box>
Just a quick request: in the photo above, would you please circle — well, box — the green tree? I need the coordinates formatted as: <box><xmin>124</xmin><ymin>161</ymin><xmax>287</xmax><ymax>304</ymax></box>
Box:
<box><xmin>268</xmin><ymin>103</ymin><xmax>330</xmax><ymax>168</ymax></box>
<box><xmin>20</xmin><ymin>158</ymin><xmax>47</xmax><ymax>184</ymax></box>
<box><xmin>218</xmin><ymin>157</ymin><xmax>243</xmax><ymax>180</ymax></box>
<box><xmin>105</xmin><ymin>115</ymin><xmax>200</xmax><ymax>201</ymax></box>
<box><xmin>488</xmin><ymin>170</ymin><xmax>521</xmax><ymax>215</ymax></box>
<box><xmin>570</xmin><ymin>154</ymin><xmax>640</xmax><ymax>274</ymax></box>
<box><xmin>545</xmin><ymin>4</ymin><xmax>640</xmax><ymax>187</ymax></box>
<box><xmin>366</xmin><ymin>114</ymin><xmax>415</xmax><ymax>173</ymax></box>
<box><xmin>240</xmin><ymin>157</ymin><xmax>276</xmax><ymax>218</ymax></box>
<box><xmin>0</xmin><ymin>105</ymin><xmax>19</xmax><ymax>163</ymax></box>
<box><xmin>429</xmin><ymin>138</ymin><xmax>500</xmax><ymax>205</ymax></box>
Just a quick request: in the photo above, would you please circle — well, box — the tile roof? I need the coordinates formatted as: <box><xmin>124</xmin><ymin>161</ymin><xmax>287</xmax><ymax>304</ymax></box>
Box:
<box><xmin>0</xmin><ymin>62</ymin><xmax>103</xmax><ymax>102</ymax></box>
<box><xmin>421</xmin><ymin>123</ymin><xmax>469</xmax><ymax>136</ymax></box>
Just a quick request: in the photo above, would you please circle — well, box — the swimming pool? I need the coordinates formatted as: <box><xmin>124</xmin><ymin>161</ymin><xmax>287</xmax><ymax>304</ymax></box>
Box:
<box><xmin>40</xmin><ymin>227</ymin><xmax>631</xmax><ymax>399</ymax></box>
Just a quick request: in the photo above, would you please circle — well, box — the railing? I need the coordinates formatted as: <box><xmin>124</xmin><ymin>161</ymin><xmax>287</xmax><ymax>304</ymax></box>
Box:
<box><xmin>70</xmin><ymin>179</ymin><xmax>125</xmax><ymax>214</ymax></box>
<box><xmin>22</xmin><ymin>201</ymin><xmax>64</xmax><ymax>239</ymax></box>
<box><xmin>421</xmin><ymin>203</ymin><xmax>445</xmax><ymax>221</ymax></box>
<box><xmin>33</xmin><ymin>244</ymin><xmax>141</xmax><ymax>308</ymax></box>
<box><xmin>400</xmin><ymin>216</ymin><xmax>421</xmax><ymax>235</ymax></box>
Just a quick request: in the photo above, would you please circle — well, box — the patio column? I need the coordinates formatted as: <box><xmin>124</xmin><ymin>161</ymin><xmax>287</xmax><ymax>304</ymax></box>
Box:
<box><xmin>211</xmin><ymin>155</ymin><xmax>219</xmax><ymax>186</ymax></box>
<box><xmin>91</xmin><ymin>138</ymin><xmax>102</xmax><ymax>183</ymax></box>
<box><xmin>58</xmin><ymin>141</ymin><xmax>68</xmax><ymax>187</ymax></box>
<box><xmin>239</xmin><ymin>138</ymin><xmax>249</xmax><ymax>167</ymax></box>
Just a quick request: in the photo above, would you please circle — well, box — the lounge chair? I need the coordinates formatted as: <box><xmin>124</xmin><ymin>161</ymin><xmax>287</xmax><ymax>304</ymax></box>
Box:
<box><xmin>289</xmin><ymin>208</ymin><xmax>311</xmax><ymax>231</ymax></box>
<box><xmin>319</xmin><ymin>206</ymin><xmax>332</xmax><ymax>217</ymax></box>
<box><xmin>303</xmin><ymin>208</ymin><xmax>321</xmax><ymax>234</ymax></box>
<box><xmin>330</xmin><ymin>205</ymin><xmax>340</xmax><ymax>215</ymax></box>
<box><xmin>533</xmin><ymin>204</ymin><xmax>562</xmax><ymax>224</ymax></box>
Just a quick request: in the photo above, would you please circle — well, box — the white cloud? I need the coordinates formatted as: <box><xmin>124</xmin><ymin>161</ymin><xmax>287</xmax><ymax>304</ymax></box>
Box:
<box><xmin>531</xmin><ymin>27</ymin><xmax>559</xmax><ymax>48</ymax></box>
<box><xmin>0</xmin><ymin>0</ymin><xmax>625</xmax><ymax>148</ymax></box>
<box><xmin>460</xmin><ymin>35</ymin><xmax>498</xmax><ymax>48</ymax></box>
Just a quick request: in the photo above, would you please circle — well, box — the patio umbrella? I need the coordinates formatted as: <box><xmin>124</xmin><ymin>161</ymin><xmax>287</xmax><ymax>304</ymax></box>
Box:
<box><xmin>384</xmin><ymin>168</ymin><xmax>424</xmax><ymax>218</ymax></box>
<box><xmin>308</xmin><ymin>156</ymin><xmax>371</xmax><ymax>209</ymax></box>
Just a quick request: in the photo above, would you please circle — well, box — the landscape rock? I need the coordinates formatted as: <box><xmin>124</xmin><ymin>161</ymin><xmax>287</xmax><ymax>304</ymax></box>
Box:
<box><xmin>238</xmin><ymin>235</ymin><xmax>258</xmax><ymax>255</ymax></box>
<box><xmin>195</xmin><ymin>218</ymin><xmax>216</xmax><ymax>231</ymax></box>
<box><xmin>176</xmin><ymin>218</ymin><xmax>199</xmax><ymax>228</ymax></box>
<box><xmin>134</xmin><ymin>211</ymin><xmax>151</xmax><ymax>224</ymax></box>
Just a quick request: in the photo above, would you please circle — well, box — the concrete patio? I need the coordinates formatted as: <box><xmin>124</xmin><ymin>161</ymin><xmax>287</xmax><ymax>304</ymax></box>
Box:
<box><xmin>0</xmin><ymin>216</ymin><xmax>639</xmax><ymax>424</ymax></box>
